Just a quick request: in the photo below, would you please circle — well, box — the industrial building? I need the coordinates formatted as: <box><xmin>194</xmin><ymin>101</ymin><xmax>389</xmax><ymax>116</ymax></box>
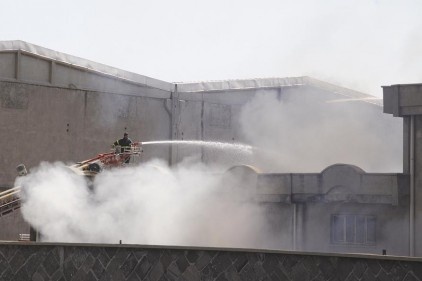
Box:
<box><xmin>0</xmin><ymin>41</ymin><xmax>415</xmax><ymax>257</ymax></box>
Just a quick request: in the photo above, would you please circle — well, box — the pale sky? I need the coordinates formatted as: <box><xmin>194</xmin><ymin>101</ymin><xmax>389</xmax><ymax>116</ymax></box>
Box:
<box><xmin>1</xmin><ymin>0</ymin><xmax>421</xmax><ymax>97</ymax></box>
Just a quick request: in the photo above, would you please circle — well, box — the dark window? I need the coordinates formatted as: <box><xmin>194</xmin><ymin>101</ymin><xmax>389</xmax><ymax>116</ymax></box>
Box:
<box><xmin>331</xmin><ymin>214</ymin><xmax>376</xmax><ymax>245</ymax></box>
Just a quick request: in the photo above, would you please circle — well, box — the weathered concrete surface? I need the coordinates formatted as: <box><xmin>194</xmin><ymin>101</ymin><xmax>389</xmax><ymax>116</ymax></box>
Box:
<box><xmin>0</xmin><ymin>208</ymin><xmax>29</xmax><ymax>241</ymax></box>
<box><xmin>0</xmin><ymin>81</ymin><xmax>172</xmax><ymax>185</ymax></box>
<box><xmin>0</xmin><ymin>79</ymin><xmax>403</xmax><ymax>185</ymax></box>
<box><xmin>383</xmin><ymin>84</ymin><xmax>422</xmax><ymax>256</ymax></box>
<box><xmin>1</xmin><ymin>242</ymin><xmax>422</xmax><ymax>281</ymax></box>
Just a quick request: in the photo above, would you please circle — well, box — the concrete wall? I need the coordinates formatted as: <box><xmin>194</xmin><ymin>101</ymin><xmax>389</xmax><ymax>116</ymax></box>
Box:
<box><xmin>254</xmin><ymin>165</ymin><xmax>409</xmax><ymax>256</ymax></box>
<box><xmin>1</xmin><ymin>242</ymin><xmax>422</xmax><ymax>281</ymax></box>
<box><xmin>0</xmin><ymin>81</ymin><xmax>172</xmax><ymax>186</ymax></box>
<box><xmin>0</xmin><ymin>208</ymin><xmax>29</xmax><ymax>241</ymax></box>
<box><xmin>0</xmin><ymin>77</ymin><xmax>403</xmax><ymax>185</ymax></box>
<box><xmin>0</xmin><ymin>43</ymin><xmax>403</xmax><ymax>185</ymax></box>
<box><xmin>383</xmin><ymin>83</ymin><xmax>422</xmax><ymax>257</ymax></box>
<box><xmin>0</xmin><ymin>164</ymin><xmax>410</xmax><ymax>256</ymax></box>
<box><xmin>0</xmin><ymin>43</ymin><xmax>174</xmax><ymax>188</ymax></box>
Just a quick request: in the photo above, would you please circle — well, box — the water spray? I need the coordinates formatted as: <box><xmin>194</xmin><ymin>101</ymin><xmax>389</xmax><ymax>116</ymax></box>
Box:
<box><xmin>325</xmin><ymin>97</ymin><xmax>382</xmax><ymax>106</ymax></box>
<box><xmin>141</xmin><ymin>140</ymin><xmax>254</xmax><ymax>155</ymax></box>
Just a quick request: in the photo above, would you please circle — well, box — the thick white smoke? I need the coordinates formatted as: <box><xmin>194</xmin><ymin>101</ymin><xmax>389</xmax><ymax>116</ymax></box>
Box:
<box><xmin>239</xmin><ymin>90</ymin><xmax>403</xmax><ymax>173</ymax></box>
<box><xmin>14</xmin><ymin>88</ymin><xmax>403</xmax><ymax>249</ymax></box>
<box><xmin>16</xmin><ymin>160</ymin><xmax>275</xmax><ymax>248</ymax></box>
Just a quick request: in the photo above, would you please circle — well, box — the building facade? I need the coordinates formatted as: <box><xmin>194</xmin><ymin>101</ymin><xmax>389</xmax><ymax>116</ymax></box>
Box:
<box><xmin>0</xmin><ymin>41</ymin><xmax>412</xmax><ymax>256</ymax></box>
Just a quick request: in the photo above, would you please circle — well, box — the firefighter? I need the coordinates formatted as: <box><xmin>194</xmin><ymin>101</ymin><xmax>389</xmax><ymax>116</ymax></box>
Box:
<box><xmin>113</xmin><ymin>133</ymin><xmax>133</xmax><ymax>163</ymax></box>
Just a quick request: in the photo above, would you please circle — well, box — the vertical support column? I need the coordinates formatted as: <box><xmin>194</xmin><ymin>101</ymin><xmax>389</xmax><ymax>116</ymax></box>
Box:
<box><xmin>409</xmin><ymin>116</ymin><xmax>415</xmax><ymax>256</ymax></box>
<box><xmin>383</xmin><ymin>83</ymin><xmax>422</xmax><ymax>257</ymax></box>
<box><xmin>294</xmin><ymin>203</ymin><xmax>304</xmax><ymax>251</ymax></box>
<box><xmin>413</xmin><ymin>115</ymin><xmax>422</xmax><ymax>256</ymax></box>
<box><xmin>292</xmin><ymin>203</ymin><xmax>297</xmax><ymax>250</ymax></box>
<box><xmin>403</xmin><ymin>117</ymin><xmax>411</xmax><ymax>174</ymax></box>
<box><xmin>49</xmin><ymin>61</ymin><xmax>56</xmax><ymax>85</ymax></box>
<box><xmin>170</xmin><ymin>85</ymin><xmax>180</xmax><ymax>166</ymax></box>
<box><xmin>15</xmin><ymin>51</ymin><xmax>21</xmax><ymax>80</ymax></box>
<box><xmin>201</xmin><ymin>99</ymin><xmax>205</xmax><ymax>162</ymax></box>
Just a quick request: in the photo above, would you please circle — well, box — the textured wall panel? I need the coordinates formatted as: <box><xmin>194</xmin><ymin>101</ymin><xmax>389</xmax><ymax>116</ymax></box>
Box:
<box><xmin>0</xmin><ymin>243</ymin><xmax>421</xmax><ymax>281</ymax></box>
<box><xmin>0</xmin><ymin>81</ymin><xmax>171</xmax><ymax>186</ymax></box>
<box><xmin>20</xmin><ymin>54</ymin><xmax>50</xmax><ymax>83</ymax></box>
<box><xmin>0</xmin><ymin>53</ymin><xmax>15</xmax><ymax>79</ymax></box>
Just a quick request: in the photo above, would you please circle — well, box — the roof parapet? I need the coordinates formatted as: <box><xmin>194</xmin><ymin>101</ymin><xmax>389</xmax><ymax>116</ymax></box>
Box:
<box><xmin>0</xmin><ymin>40</ymin><xmax>174</xmax><ymax>92</ymax></box>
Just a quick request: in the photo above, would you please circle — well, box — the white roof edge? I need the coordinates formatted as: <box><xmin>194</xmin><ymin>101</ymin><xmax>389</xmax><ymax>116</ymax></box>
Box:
<box><xmin>304</xmin><ymin>77</ymin><xmax>382</xmax><ymax>106</ymax></box>
<box><xmin>176</xmin><ymin>76</ymin><xmax>381</xmax><ymax>106</ymax></box>
<box><xmin>0</xmin><ymin>40</ymin><xmax>174</xmax><ymax>92</ymax></box>
<box><xmin>176</xmin><ymin>77</ymin><xmax>307</xmax><ymax>92</ymax></box>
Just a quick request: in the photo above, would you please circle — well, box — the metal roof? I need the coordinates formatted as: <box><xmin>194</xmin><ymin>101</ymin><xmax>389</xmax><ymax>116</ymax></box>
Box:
<box><xmin>0</xmin><ymin>40</ymin><xmax>382</xmax><ymax>106</ymax></box>
<box><xmin>0</xmin><ymin>40</ymin><xmax>174</xmax><ymax>92</ymax></box>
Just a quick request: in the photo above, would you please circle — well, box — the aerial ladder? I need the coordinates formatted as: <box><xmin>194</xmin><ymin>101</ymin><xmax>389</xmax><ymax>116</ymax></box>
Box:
<box><xmin>0</xmin><ymin>142</ymin><xmax>143</xmax><ymax>217</ymax></box>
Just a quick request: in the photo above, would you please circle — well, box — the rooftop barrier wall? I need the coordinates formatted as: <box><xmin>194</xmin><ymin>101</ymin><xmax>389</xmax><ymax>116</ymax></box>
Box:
<box><xmin>0</xmin><ymin>242</ymin><xmax>421</xmax><ymax>281</ymax></box>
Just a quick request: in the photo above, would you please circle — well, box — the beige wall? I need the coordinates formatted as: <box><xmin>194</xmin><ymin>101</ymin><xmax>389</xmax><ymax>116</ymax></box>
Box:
<box><xmin>0</xmin><ymin>209</ymin><xmax>29</xmax><ymax>240</ymax></box>
<box><xmin>0</xmin><ymin>81</ymin><xmax>171</xmax><ymax>186</ymax></box>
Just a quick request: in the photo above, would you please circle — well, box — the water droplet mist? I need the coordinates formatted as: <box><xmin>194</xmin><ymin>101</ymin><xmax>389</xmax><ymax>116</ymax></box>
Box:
<box><xmin>17</xmin><ymin>158</ymin><xmax>276</xmax><ymax>248</ymax></box>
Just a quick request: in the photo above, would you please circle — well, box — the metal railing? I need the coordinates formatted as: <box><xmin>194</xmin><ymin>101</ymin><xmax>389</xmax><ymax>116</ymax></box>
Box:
<box><xmin>18</xmin><ymin>233</ymin><xmax>30</xmax><ymax>241</ymax></box>
<box><xmin>113</xmin><ymin>142</ymin><xmax>142</xmax><ymax>155</ymax></box>
<box><xmin>0</xmin><ymin>187</ymin><xmax>21</xmax><ymax>216</ymax></box>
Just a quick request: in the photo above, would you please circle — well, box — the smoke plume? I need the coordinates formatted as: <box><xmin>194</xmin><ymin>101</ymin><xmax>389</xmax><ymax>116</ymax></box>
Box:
<box><xmin>16</xmin><ymin>160</ymin><xmax>276</xmax><ymax>248</ymax></box>
<box><xmin>239</xmin><ymin>89</ymin><xmax>403</xmax><ymax>173</ymax></box>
